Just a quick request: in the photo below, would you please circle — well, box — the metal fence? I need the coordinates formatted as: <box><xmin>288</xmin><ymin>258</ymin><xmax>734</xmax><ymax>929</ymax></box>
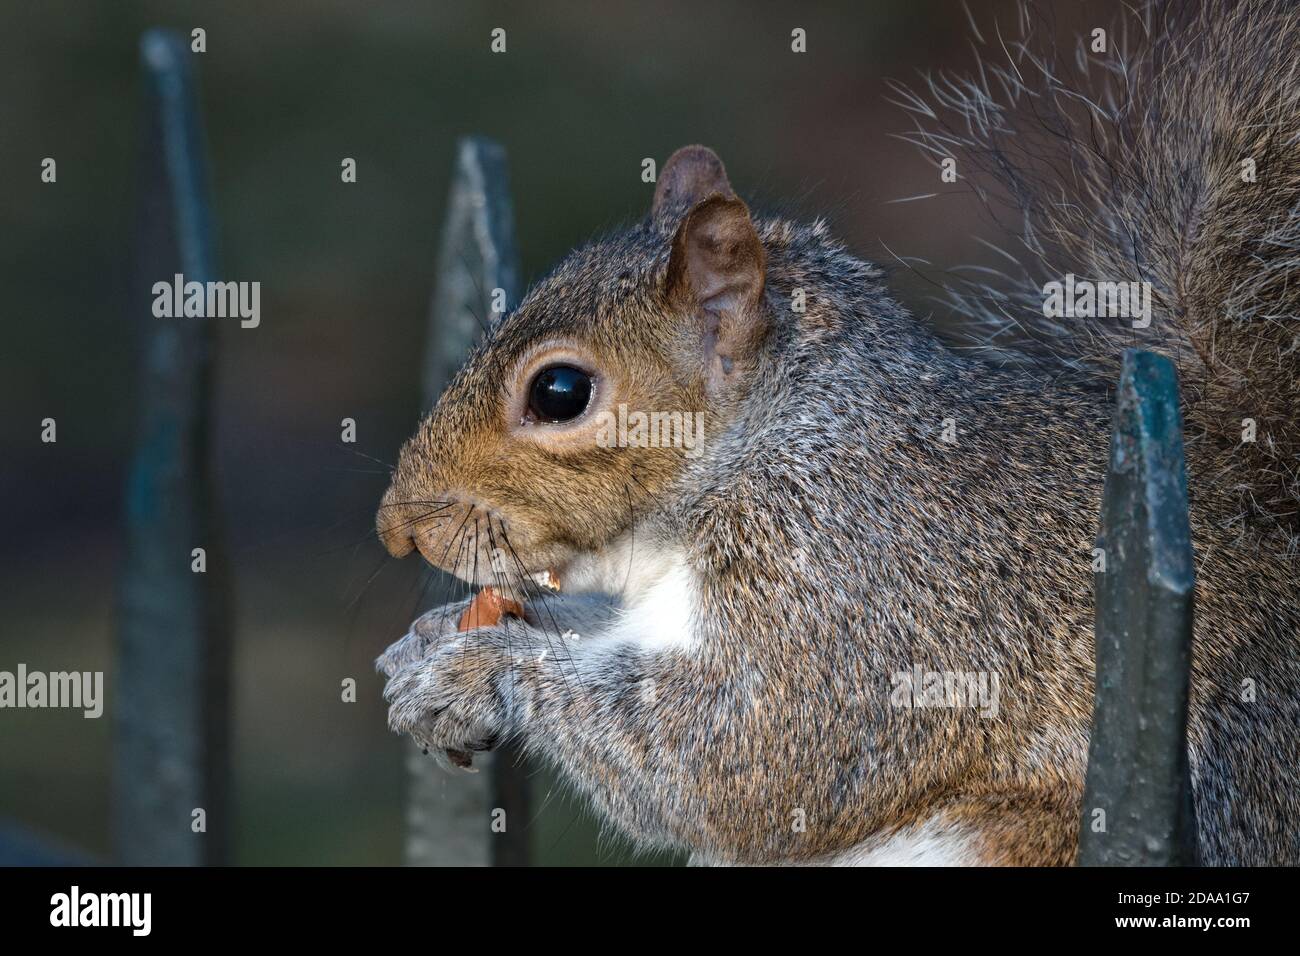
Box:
<box><xmin>406</xmin><ymin>137</ymin><xmax>530</xmax><ymax>867</ymax></box>
<box><xmin>1078</xmin><ymin>350</ymin><xmax>1199</xmax><ymax>865</ymax></box>
<box><xmin>0</xmin><ymin>30</ymin><xmax>1200</xmax><ymax>867</ymax></box>
<box><xmin>113</xmin><ymin>28</ymin><xmax>231</xmax><ymax>869</ymax></box>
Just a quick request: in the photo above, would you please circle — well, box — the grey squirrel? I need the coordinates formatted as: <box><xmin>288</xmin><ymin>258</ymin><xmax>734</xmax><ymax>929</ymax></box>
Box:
<box><xmin>376</xmin><ymin>0</ymin><xmax>1299</xmax><ymax>865</ymax></box>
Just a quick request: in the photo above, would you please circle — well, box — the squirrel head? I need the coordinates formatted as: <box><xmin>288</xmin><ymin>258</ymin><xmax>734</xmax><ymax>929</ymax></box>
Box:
<box><xmin>379</xmin><ymin>146</ymin><xmax>770</xmax><ymax>591</ymax></box>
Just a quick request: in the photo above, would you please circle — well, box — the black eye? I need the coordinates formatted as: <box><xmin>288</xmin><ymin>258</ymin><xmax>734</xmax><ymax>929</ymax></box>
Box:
<box><xmin>527</xmin><ymin>365</ymin><xmax>593</xmax><ymax>423</ymax></box>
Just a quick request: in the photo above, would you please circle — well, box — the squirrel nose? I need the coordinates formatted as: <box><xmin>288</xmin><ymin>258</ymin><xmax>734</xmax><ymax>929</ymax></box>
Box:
<box><xmin>378</xmin><ymin>517</ymin><xmax>415</xmax><ymax>559</ymax></box>
<box><xmin>377</xmin><ymin>495</ymin><xmax>470</xmax><ymax>563</ymax></box>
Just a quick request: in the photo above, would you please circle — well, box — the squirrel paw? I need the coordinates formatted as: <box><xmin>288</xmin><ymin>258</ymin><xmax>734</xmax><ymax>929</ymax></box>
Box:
<box><xmin>375</xmin><ymin>598</ymin><xmax>476</xmax><ymax>678</ymax></box>
<box><xmin>381</xmin><ymin>633</ymin><xmax>514</xmax><ymax>768</ymax></box>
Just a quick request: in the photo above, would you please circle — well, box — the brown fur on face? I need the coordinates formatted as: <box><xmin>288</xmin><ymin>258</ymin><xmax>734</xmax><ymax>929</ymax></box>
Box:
<box><xmin>378</xmin><ymin>149</ymin><xmax>767</xmax><ymax>590</ymax></box>
<box><xmin>378</xmin><ymin>287</ymin><xmax>697</xmax><ymax>587</ymax></box>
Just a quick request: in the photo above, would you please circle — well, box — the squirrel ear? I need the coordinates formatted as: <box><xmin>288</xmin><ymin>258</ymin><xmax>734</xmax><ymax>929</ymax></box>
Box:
<box><xmin>652</xmin><ymin>145</ymin><xmax>734</xmax><ymax>217</ymax></box>
<box><xmin>667</xmin><ymin>194</ymin><xmax>768</xmax><ymax>389</ymax></box>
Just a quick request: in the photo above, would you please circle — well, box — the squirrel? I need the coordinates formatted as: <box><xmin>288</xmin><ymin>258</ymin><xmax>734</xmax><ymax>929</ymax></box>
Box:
<box><xmin>376</xmin><ymin>0</ymin><xmax>1299</xmax><ymax>865</ymax></box>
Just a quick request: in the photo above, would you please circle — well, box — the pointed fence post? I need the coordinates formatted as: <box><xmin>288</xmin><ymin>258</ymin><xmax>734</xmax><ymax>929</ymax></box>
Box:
<box><xmin>1079</xmin><ymin>349</ymin><xmax>1198</xmax><ymax>865</ymax></box>
<box><xmin>113</xmin><ymin>29</ymin><xmax>230</xmax><ymax>866</ymax></box>
<box><xmin>406</xmin><ymin>137</ymin><xmax>529</xmax><ymax>867</ymax></box>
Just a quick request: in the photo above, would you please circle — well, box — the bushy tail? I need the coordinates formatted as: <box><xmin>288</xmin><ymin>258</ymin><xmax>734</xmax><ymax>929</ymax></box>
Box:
<box><xmin>896</xmin><ymin>0</ymin><xmax>1300</xmax><ymax>544</ymax></box>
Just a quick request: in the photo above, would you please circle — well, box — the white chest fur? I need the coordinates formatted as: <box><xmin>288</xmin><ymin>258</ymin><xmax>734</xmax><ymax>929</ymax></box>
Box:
<box><xmin>812</xmin><ymin>818</ymin><xmax>981</xmax><ymax>866</ymax></box>
<box><xmin>564</xmin><ymin>537</ymin><xmax>698</xmax><ymax>652</ymax></box>
<box><xmin>692</xmin><ymin>817</ymin><xmax>982</xmax><ymax>867</ymax></box>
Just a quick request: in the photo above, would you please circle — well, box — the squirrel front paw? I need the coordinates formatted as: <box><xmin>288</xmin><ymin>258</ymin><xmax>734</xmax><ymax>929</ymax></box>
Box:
<box><xmin>377</xmin><ymin>591</ymin><xmax>614</xmax><ymax>768</ymax></box>
<box><xmin>375</xmin><ymin>598</ymin><xmax>476</xmax><ymax>677</ymax></box>
<box><xmin>382</xmin><ymin>633</ymin><xmax>515</xmax><ymax>770</ymax></box>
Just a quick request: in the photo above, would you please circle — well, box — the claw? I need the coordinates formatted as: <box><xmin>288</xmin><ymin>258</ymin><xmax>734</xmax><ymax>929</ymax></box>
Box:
<box><xmin>446</xmin><ymin>748</ymin><xmax>475</xmax><ymax>770</ymax></box>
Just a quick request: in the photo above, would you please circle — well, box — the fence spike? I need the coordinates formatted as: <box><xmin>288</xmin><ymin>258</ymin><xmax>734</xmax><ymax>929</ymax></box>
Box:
<box><xmin>113</xmin><ymin>28</ymin><xmax>230</xmax><ymax>866</ymax></box>
<box><xmin>1078</xmin><ymin>349</ymin><xmax>1199</xmax><ymax>865</ymax></box>
<box><xmin>406</xmin><ymin>136</ymin><xmax>529</xmax><ymax>867</ymax></box>
<box><xmin>422</xmin><ymin>137</ymin><xmax>520</xmax><ymax>410</ymax></box>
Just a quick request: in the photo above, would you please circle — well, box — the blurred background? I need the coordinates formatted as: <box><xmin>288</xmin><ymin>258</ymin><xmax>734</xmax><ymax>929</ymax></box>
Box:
<box><xmin>0</xmin><ymin>0</ymin><xmax>1106</xmax><ymax>864</ymax></box>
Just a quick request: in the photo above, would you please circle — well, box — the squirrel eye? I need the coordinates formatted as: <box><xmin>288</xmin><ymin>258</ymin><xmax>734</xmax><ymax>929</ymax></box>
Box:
<box><xmin>527</xmin><ymin>365</ymin><xmax>593</xmax><ymax>423</ymax></box>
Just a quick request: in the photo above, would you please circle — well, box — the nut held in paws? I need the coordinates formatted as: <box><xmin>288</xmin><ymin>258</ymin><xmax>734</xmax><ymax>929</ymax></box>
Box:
<box><xmin>456</xmin><ymin>585</ymin><xmax>525</xmax><ymax>632</ymax></box>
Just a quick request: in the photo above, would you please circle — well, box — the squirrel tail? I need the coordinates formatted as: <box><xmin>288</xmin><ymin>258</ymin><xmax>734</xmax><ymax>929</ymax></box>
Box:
<box><xmin>897</xmin><ymin>0</ymin><xmax>1300</xmax><ymax>544</ymax></box>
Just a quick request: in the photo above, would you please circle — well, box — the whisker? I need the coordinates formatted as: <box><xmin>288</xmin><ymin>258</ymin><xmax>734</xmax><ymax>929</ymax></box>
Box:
<box><xmin>485</xmin><ymin>519</ymin><xmax>520</xmax><ymax>683</ymax></box>
<box><xmin>622</xmin><ymin>480</ymin><xmax>637</xmax><ymax>600</ymax></box>
<box><xmin>237</xmin><ymin>501</ymin><xmax>385</xmax><ymax>558</ymax></box>
<box><xmin>375</xmin><ymin>505</ymin><xmax>454</xmax><ymax>539</ymax></box>
<box><xmin>455</xmin><ymin>248</ymin><xmax>497</xmax><ymax>337</ymax></box>
<box><xmin>497</xmin><ymin>524</ymin><xmax>582</xmax><ymax>693</ymax></box>
<box><xmin>433</xmin><ymin>519</ymin><xmax>475</xmax><ymax>638</ymax></box>
<box><xmin>345</xmin><ymin>549</ymin><xmax>393</xmax><ymax>611</ymax></box>
<box><xmin>343</xmin><ymin>447</ymin><xmax>399</xmax><ymax>472</ymax></box>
